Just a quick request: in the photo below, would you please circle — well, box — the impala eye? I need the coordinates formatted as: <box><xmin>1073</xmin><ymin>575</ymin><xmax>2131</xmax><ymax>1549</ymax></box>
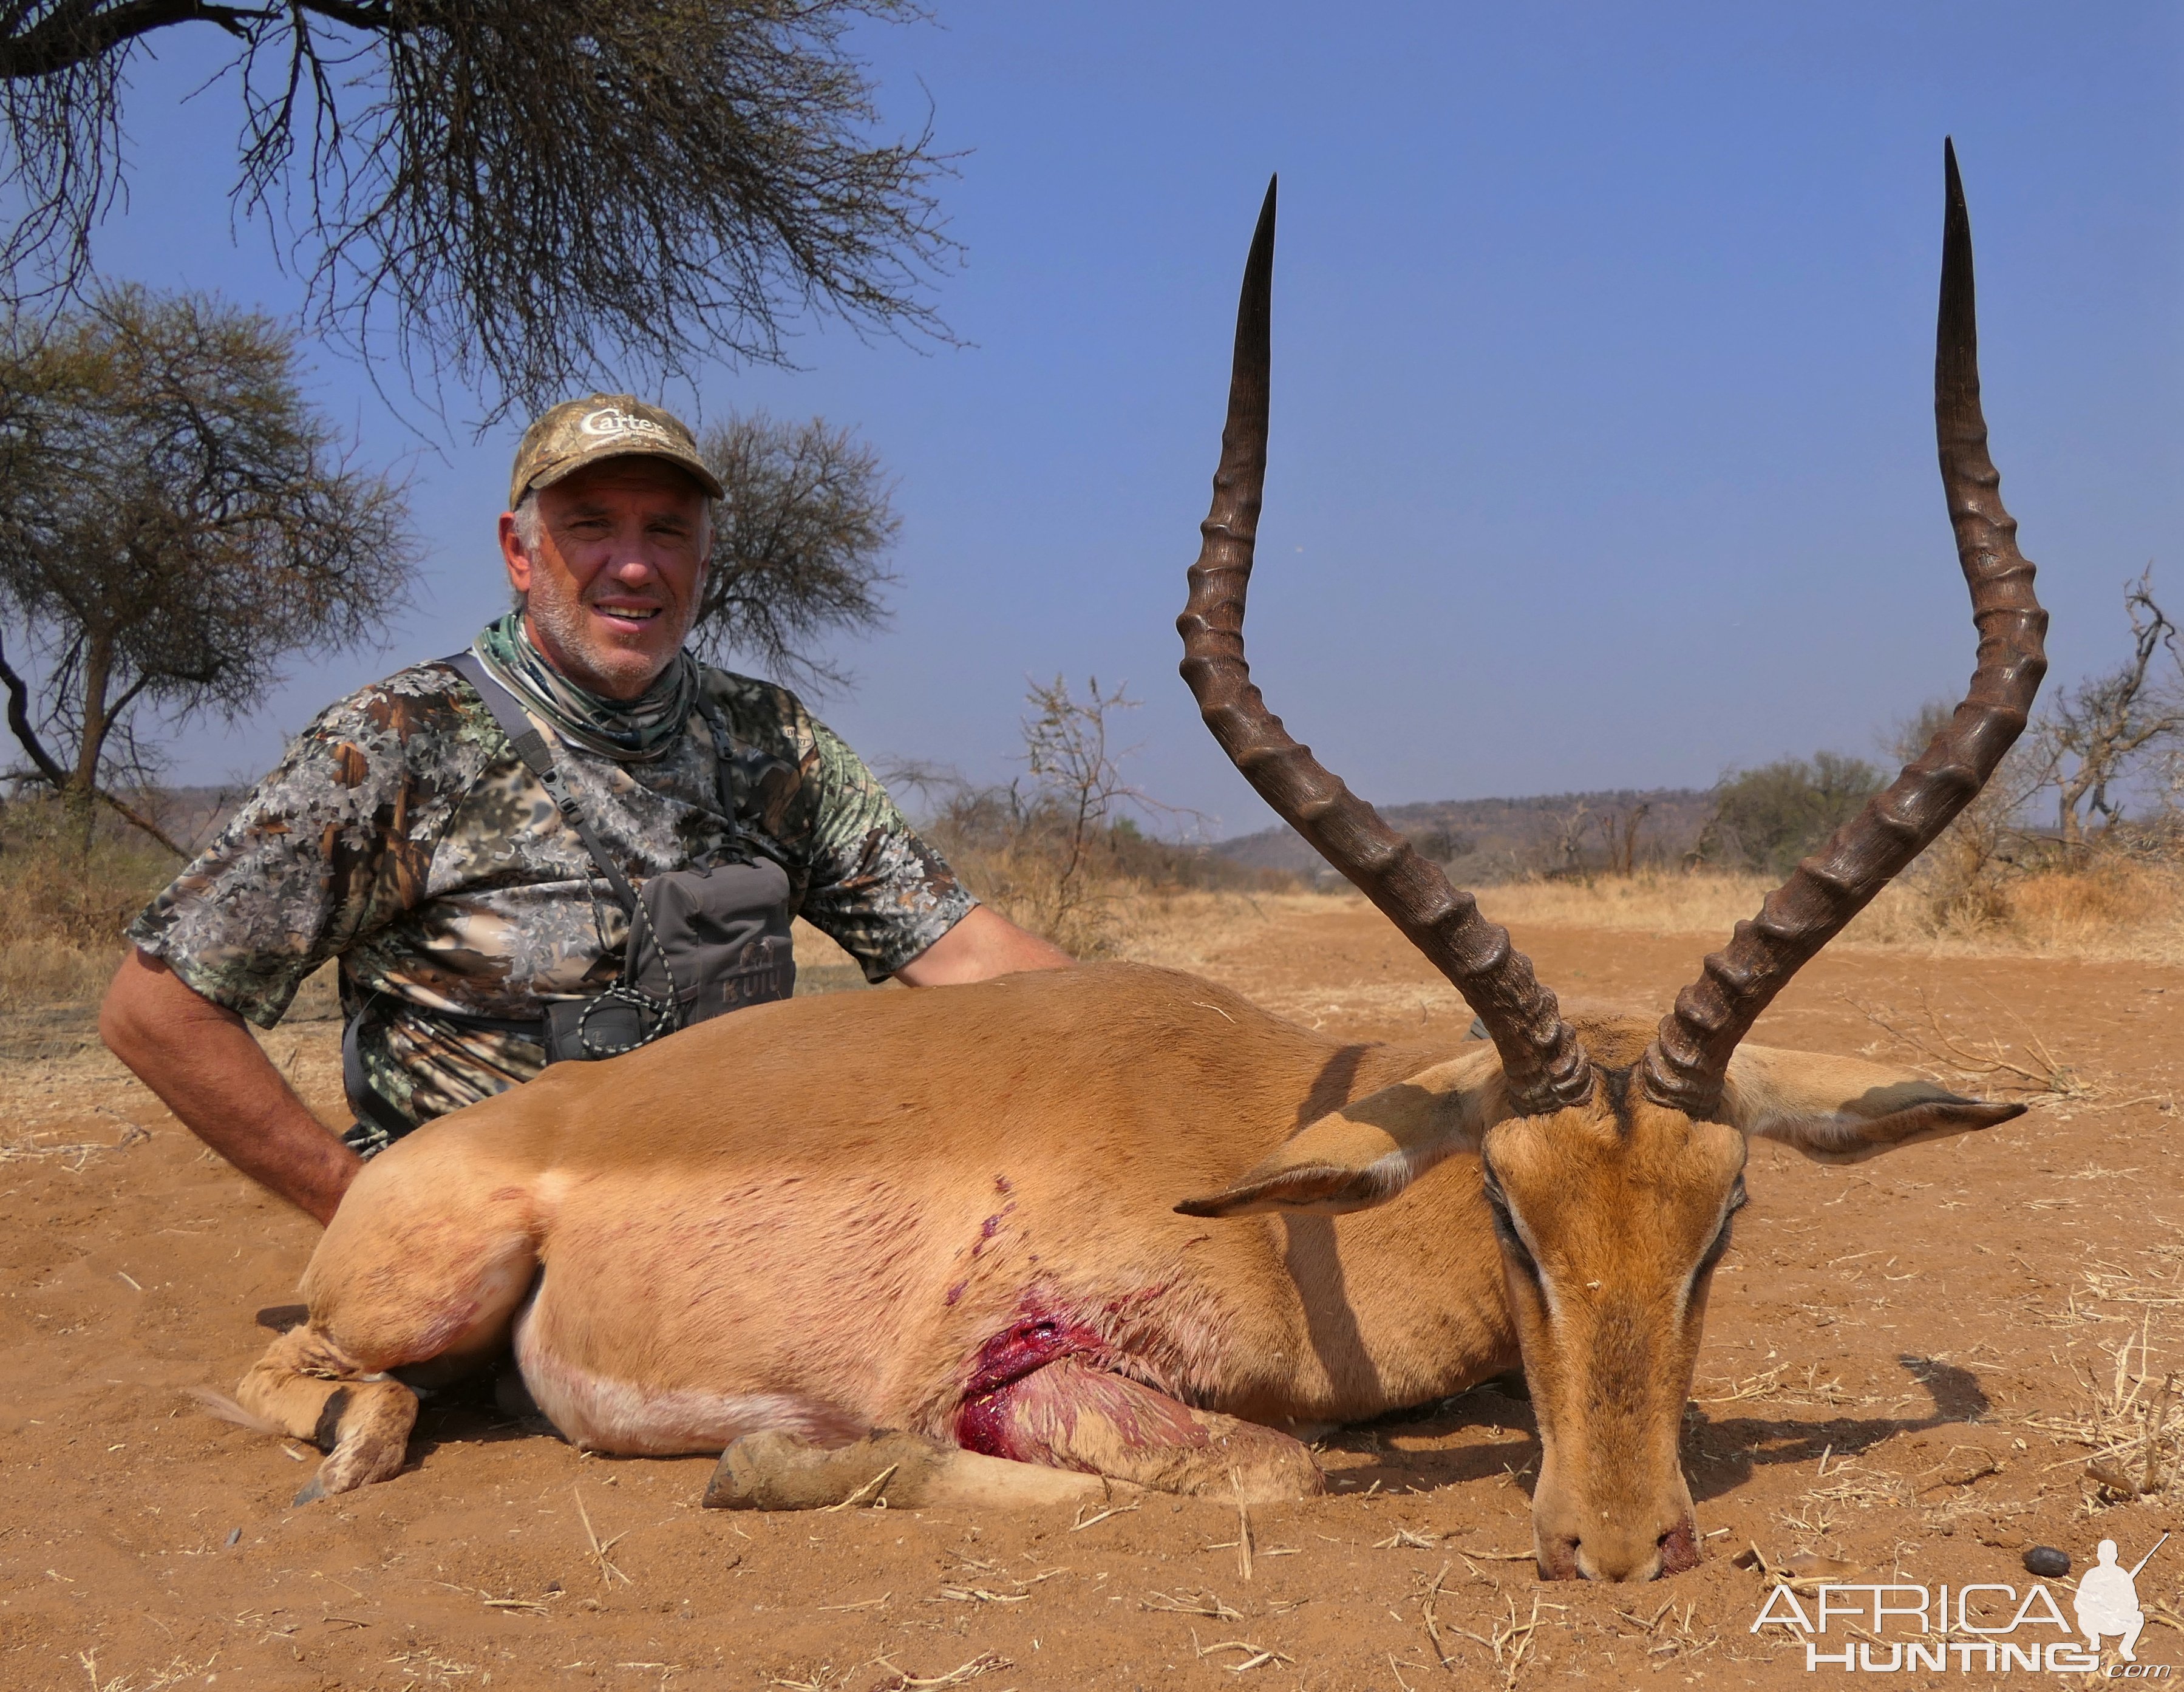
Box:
<box><xmin>1480</xmin><ymin>1166</ymin><xmax>1543</xmax><ymax>1284</ymax></box>
<box><xmin>1478</xmin><ymin>1166</ymin><xmax>1511</xmax><ymax>1226</ymax></box>
<box><xmin>1698</xmin><ymin>1181</ymin><xmax>1748</xmax><ymax>1272</ymax></box>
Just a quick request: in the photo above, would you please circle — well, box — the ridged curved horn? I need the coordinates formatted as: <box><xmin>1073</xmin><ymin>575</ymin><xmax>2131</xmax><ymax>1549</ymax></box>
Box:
<box><xmin>1177</xmin><ymin>178</ymin><xmax>1593</xmax><ymax>1116</ymax></box>
<box><xmin>1640</xmin><ymin>140</ymin><xmax>2049</xmax><ymax>1119</ymax></box>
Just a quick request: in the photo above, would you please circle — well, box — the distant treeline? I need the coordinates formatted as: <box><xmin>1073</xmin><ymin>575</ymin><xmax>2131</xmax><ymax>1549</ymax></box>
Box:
<box><xmin>1213</xmin><ymin>787</ymin><xmax>1717</xmax><ymax>885</ymax></box>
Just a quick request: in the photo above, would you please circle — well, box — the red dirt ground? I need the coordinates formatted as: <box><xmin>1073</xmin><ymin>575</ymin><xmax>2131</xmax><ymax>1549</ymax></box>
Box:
<box><xmin>2</xmin><ymin>904</ymin><xmax>2180</xmax><ymax>1691</ymax></box>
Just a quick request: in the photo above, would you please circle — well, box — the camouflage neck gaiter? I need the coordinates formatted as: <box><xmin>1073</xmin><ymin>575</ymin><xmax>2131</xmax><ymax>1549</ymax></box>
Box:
<box><xmin>473</xmin><ymin>611</ymin><xmax>699</xmax><ymax>763</ymax></box>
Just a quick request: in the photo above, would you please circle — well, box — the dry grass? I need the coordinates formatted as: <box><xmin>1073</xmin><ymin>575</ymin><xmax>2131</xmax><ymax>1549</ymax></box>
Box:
<box><xmin>4</xmin><ymin>785</ymin><xmax>2174</xmax><ymax>1027</ymax></box>
<box><xmin>0</xmin><ymin>803</ymin><xmax>178</xmax><ymax>1014</ymax></box>
<box><xmin>1846</xmin><ymin>988</ymin><xmax>2095</xmax><ymax>1100</ymax></box>
<box><xmin>1467</xmin><ymin>872</ymin><xmax>1783</xmax><ymax>939</ymax></box>
<box><xmin>0</xmin><ymin>934</ymin><xmax>129</xmax><ymax>1011</ymax></box>
<box><xmin>2009</xmin><ymin>1217</ymin><xmax>2184</xmax><ymax>1513</ymax></box>
<box><xmin>1486</xmin><ymin>862</ymin><xmax>2184</xmax><ymax>963</ymax></box>
<box><xmin>933</xmin><ymin>839</ymin><xmax>1139</xmax><ymax>959</ymax></box>
<box><xmin>2000</xmin><ymin>860</ymin><xmax>2184</xmax><ymax>960</ymax></box>
<box><xmin>2021</xmin><ymin>1317</ymin><xmax>2184</xmax><ymax>1506</ymax></box>
<box><xmin>1108</xmin><ymin>890</ymin><xmax>1339</xmax><ymax>973</ymax></box>
<box><xmin>1116</xmin><ymin>863</ymin><xmax>2184</xmax><ymax>968</ymax></box>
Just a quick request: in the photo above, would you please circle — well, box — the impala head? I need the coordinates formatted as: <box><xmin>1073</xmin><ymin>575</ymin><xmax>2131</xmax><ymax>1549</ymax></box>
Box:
<box><xmin>1173</xmin><ymin>146</ymin><xmax>2046</xmax><ymax>1582</ymax></box>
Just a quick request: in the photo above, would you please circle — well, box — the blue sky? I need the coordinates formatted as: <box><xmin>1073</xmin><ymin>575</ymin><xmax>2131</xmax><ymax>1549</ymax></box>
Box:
<box><xmin>66</xmin><ymin>2</ymin><xmax>2184</xmax><ymax>835</ymax></box>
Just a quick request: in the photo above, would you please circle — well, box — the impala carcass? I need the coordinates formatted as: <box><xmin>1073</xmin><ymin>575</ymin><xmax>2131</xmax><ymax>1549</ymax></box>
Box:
<box><xmin>217</xmin><ymin>145</ymin><xmax>2044</xmax><ymax>1583</ymax></box>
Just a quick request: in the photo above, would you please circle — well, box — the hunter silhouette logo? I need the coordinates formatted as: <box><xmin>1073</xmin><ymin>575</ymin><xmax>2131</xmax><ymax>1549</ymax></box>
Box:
<box><xmin>2080</xmin><ymin>1535</ymin><xmax>2166</xmax><ymax>1663</ymax></box>
<box><xmin>1752</xmin><ymin>1532</ymin><xmax>2171</xmax><ymax>1674</ymax></box>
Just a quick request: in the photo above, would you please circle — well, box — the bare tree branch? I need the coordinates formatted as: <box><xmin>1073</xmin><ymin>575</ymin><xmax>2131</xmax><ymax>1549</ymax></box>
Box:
<box><xmin>91</xmin><ymin>781</ymin><xmax>185</xmax><ymax>854</ymax></box>
<box><xmin>0</xmin><ymin>623</ymin><xmax>68</xmax><ymax>785</ymax></box>
<box><xmin>0</xmin><ymin>2</ymin><xmax>270</xmax><ymax>81</ymax></box>
<box><xmin>0</xmin><ymin>1</ymin><xmax>954</xmax><ymax>419</ymax></box>
<box><xmin>2042</xmin><ymin>568</ymin><xmax>2184</xmax><ymax>849</ymax></box>
<box><xmin>1597</xmin><ymin>800</ymin><xmax>1649</xmax><ymax>876</ymax></box>
<box><xmin>691</xmin><ymin>411</ymin><xmax>897</xmax><ymax>691</ymax></box>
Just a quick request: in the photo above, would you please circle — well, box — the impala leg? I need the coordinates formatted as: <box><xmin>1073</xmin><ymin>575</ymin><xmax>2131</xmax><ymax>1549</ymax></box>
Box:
<box><xmin>961</xmin><ymin>1356</ymin><xmax>1325</xmax><ymax>1502</ymax></box>
<box><xmin>233</xmin><ymin>1184</ymin><xmax>540</xmax><ymax>1504</ymax></box>
<box><xmin>236</xmin><ymin>1324</ymin><xmax>420</xmax><ymax>1504</ymax></box>
<box><xmin>704</xmin><ymin>1427</ymin><xmax>1121</xmax><ymax>1510</ymax></box>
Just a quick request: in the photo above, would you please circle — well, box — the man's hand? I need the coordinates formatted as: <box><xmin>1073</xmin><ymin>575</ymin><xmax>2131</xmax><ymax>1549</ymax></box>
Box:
<box><xmin>100</xmin><ymin>950</ymin><xmax>361</xmax><ymax>1225</ymax></box>
<box><xmin>894</xmin><ymin>905</ymin><xmax>1071</xmax><ymax>987</ymax></box>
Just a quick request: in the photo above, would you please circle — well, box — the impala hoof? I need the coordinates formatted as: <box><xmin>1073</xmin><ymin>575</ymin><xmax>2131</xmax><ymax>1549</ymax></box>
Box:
<box><xmin>704</xmin><ymin>1429</ymin><xmax>947</xmax><ymax>1511</ymax></box>
<box><xmin>702</xmin><ymin>1428</ymin><xmax>1117</xmax><ymax>1511</ymax></box>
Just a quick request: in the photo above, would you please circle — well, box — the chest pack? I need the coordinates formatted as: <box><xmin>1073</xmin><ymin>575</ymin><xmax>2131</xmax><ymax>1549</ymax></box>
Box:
<box><xmin>340</xmin><ymin>651</ymin><xmax>795</xmax><ymax>1148</ymax></box>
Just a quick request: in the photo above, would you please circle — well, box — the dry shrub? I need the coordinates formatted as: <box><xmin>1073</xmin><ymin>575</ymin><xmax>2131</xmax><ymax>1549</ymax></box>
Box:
<box><xmin>2009</xmin><ymin>859</ymin><xmax>2182</xmax><ymax>956</ymax></box>
<box><xmin>939</xmin><ymin>835</ymin><xmax>1127</xmax><ymax>959</ymax></box>
<box><xmin>932</xmin><ymin>832</ymin><xmax>1292</xmax><ymax>960</ymax></box>
<box><xmin>2011</xmin><ymin>862</ymin><xmax>2142</xmax><ymax>929</ymax></box>
<box><xmin>909</xmin><ymin>672</ymin><xmax>1299</xmax><ymax>961</ymax></box>
<box><xmin>1854</xmin><ymin>840</ymin><xmax>2183</xmax><ymax>965</ymax></box>
<box><xmin>0</xmin><ymin>798</ymin><xmax>175</xmax><ymax>1013</ymax></box>
<box><xmin>1891</xmin><ymin>825</ymin><xmax>2016</xmax><ymax>938</ymax></box>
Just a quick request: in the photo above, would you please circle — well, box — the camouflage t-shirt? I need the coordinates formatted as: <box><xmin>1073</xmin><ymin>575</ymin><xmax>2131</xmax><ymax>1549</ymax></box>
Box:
<box><xmin>127</xmin><ymin>658</ymin><xmax>975</xmax><ymax>1135</ymax></box>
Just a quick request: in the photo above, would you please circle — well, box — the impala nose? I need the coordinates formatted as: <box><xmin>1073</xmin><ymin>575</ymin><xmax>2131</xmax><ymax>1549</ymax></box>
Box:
<box><xmin>1571</xmin><ymin>1537</ymin><xmax>1656</xmax><ymax>1583</ymax></box>
<box><xmin>1657</xmin><ymin>1517</ymin><xmax>1702</xmax><ymax>1575</ymax></box>
<box><xmin>1558</xmin><ymin>1516</ymin><xmax>1699</xmax><ymax>1583</ymax></box>
<box><xmin>1574</xmin><ymin>1540</ymin><xmax>1652</xmax><ymax>1583</ymax></box>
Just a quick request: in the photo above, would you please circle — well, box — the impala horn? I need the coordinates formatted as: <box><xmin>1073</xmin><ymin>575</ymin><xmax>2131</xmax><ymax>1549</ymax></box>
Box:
<box><xmin>1177</xmin><ymin>177</ymin><xmax>1593</xmax><ymax>1116</ymax></box>
<box><xmin>1639</xmin><ymin>140</ymin><xmax>2049</xmax><ymax>1120</ymax></box>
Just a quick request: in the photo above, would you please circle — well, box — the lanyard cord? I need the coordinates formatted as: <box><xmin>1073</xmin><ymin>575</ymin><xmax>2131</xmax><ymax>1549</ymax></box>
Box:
<box><xmin>444</xmin><ymin>650</ymin><xmax>683</xmax><ymax>1051</ymax></box>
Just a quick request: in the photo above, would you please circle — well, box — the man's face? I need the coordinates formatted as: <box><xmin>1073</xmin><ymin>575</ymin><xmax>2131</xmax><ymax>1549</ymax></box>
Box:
<box><xmin>498</xmin><ymin>458</ymin><xmax>711</xmax><ymax>700</ymax></box>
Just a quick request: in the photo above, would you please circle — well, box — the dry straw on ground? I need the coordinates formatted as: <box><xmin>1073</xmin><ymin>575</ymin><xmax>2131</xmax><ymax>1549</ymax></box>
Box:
<box><xmin>1462</xmin><ymin>863</ymin><xmax>2184</xmax><ymax>966</ymax></box>
<box><xmin>1087</xmin><ymin>860</ymin><xmax>2183</xmax><ymax>975</ymax></box>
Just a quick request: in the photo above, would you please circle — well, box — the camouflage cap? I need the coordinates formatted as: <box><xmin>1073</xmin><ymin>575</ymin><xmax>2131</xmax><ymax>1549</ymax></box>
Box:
<box><xmin>508</xmin><ymin>393</ymin><xmax>724</xmax><ymax>508</ymax></box>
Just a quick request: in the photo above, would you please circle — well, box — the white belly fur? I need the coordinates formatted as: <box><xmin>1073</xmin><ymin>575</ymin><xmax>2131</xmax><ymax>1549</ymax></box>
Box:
<box><xmin>511</xmin><ymin>1287</ymin><xmax>863</xmax><ymax>1456</ymax></box>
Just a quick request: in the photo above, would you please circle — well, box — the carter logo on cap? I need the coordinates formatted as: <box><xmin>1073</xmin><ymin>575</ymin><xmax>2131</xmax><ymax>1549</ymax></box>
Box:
<box><xmin>579</xmin><ymin>407</ymin><xmax>672</xmax><ymax>442</ymax></box>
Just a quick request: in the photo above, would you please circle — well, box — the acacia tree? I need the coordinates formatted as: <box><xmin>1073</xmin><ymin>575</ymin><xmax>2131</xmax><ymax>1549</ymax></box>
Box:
<box><xmin>0</xmin><ymin>286</ymin><xmax>415</xmax><ymax>849</ymax></box>
<box><xmin>0</xmin><ymin>1</ymin><xmax>950</xmax><ymax>418</ymax></box>
<box><xmin>1701</xmin><ymin>751</ymin><xmax>1884</xmax><ymax>877</ymax></box>
<box><xmin>692</xmin><ymin>412</ymin><xmax>898</xmax><ymax>691</ymax></box>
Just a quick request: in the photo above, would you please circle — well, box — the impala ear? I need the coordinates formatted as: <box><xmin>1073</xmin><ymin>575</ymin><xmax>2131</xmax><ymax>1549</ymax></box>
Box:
<box><xmin>1176</xmin><ymin>1047</ymin><xmax>1506</xmax><ymax>1218</ymax></box>
<box><xmin>1723</xmin><ymin>1044</ymin><xmax>2026</xmax><ymax>1165</ymax></box>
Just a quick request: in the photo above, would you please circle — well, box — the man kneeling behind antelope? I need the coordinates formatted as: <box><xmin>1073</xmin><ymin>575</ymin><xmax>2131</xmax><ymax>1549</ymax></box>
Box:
<box><xmin>212</xmin><ymin>146</ymin><xmax>2041</xmax><ymax>1585</ymax></box>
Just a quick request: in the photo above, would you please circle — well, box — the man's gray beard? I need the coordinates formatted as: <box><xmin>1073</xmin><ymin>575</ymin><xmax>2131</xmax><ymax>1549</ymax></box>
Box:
<box><xmin>524</xmin><ymin>587</ymin><xmax>676</xmax><ymax>696</ymax></box>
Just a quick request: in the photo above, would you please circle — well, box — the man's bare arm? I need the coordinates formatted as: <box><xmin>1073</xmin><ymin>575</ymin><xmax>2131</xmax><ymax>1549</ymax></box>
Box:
<box><xmin>893</xmin><ymin>905</ymin><xmax>1071</xmax><ymax>987</ymax></box>
<box><xmin>100</xmin><ymin>950</ymin><xmax>359</xmax><ymax>1225</ymax></box>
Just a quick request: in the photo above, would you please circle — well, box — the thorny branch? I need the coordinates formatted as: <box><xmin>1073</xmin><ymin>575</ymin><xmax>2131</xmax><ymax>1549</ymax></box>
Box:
<box><xmin>0</xmin><ymin>1</ymin><xmax>958</xmax><ymax>419</ymax></box>
<box><xmin>1845</xmin><ymin>988</ymin><xmax>2089</xmax><ymax>1099</ymax></box>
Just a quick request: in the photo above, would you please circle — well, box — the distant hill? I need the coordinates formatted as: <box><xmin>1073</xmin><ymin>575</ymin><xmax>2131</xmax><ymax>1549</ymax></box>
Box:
<box><xmin>1211</xmin><ymin>787</ymin><xmax>1715</xmax><ymax>886</ymax></box>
